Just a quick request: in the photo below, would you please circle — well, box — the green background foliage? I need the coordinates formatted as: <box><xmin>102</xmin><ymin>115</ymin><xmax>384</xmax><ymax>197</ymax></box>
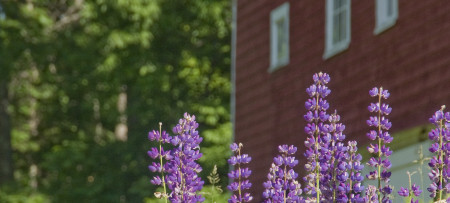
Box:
<box><xmin>0</xmin><ymin>0</ymin><xmax>231</xmax><ymax>202</ymax></box>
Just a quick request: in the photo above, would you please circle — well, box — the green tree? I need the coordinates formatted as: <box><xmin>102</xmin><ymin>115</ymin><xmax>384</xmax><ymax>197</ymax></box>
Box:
<box><xmin>0</xmin><ymin>0</ymin><xmax>54</xmax><ymax>187</ymax></box>
<box><xmin>0</xmin><ymin>0</ymin><xmax>231</xmax><ymax>202</ymax></box>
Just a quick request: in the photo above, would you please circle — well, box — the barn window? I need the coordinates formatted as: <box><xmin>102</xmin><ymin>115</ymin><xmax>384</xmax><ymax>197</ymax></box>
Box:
<box><xmin>374</xmin><ymin>0</ymin><xmax>398</xmax><ymax>34</ymax></box>
<box><xmin>324</xmin><ymin>0</ymin><xmax>351</xmax><ymax>59</ymax></box>
<box><xmin>270</xmin><ymin>2</ymin><xmax>289</xmax><ymax>72</ymax></box>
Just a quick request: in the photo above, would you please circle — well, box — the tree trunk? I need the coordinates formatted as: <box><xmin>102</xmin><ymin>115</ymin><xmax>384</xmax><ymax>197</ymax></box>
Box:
<box><xmin>0</xmin><ymin>80</ymin><xmax>13</xmax><ymax>185</ymax></box>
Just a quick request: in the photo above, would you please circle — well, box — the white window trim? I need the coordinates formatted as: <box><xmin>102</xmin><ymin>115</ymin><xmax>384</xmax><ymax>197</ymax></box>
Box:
<box><xmin>269</xmin><ymin>2</ymin><xmax>289</xmax><ymax>72</ymax></box>
<box><xmin>374</xmin><ymin>0</ymin><xmax>398</xmax><ymax>35</ymax></box>
<box><xmin>323</xmin><ymin>0</ymin><xmax>351</xmax><ymax>60</ymax></box>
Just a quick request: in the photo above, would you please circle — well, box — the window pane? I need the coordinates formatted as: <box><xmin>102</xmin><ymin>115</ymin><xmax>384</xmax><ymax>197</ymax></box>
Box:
<box><xmin>387</xmin><ymin>0</ymin><xmax>393</xmax><ymax>17</ymax></box>
<box><xmin>334</xmin><ymin>0</ymin><xmax>341</xmax><ymax>10</ymax></box>
<box><xmin>339</xmin><ymin>10</ymin><xmax>346</xmax><ymax>42</ymax></box>
<box><xmin>276</xmin><ymin>18</ymin><xmax>286</xmax><ymax>60</ymax></box>
<box><xmin>332</xmin><ymin>0</ymin><xmax>348</xmax><ymax>45</ymax></box>
<box><xmin>333</xmin><ymin>11</ymin><xmax>340</xmax><ymax>45</ymax></box>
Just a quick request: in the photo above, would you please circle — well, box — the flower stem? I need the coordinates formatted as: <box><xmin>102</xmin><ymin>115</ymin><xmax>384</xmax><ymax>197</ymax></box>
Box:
<box><xmin>348</xmin><ymin>153</ymin><xmax>353</xmax><ymax>203</ymax></box>
<box><xmin>314</xmin><ymin>91</ymin><xmax>321</xmax><ymax>203</ymax></box>
<box><xmin>438</xmin><ymin>118</ymin><xmax>443</xmax><ymax>201</ymax></box>
<box><xmin>314</xmin><ymin>133</ymin><xmax>320</xmax><ymax>203</ymax></box>
<box><xmin>159</xmin><ymin>123</ymin><xmax>168</xmax><ymax>203</ymax></box>
<box><xmin>332</xmin><ymin>157</ymin><xmax>336</xmax><ymax>203</ymax></box>
<box><xmin>407</xmin><ymin>171</ymin><xmax>412</xmax><ymax>198</ymax></box>
<box><xmin>284</xmin><ymin>159</ymin><xmax>287</xmax><ymax>203</ymax></box>
<box><xmin>238</xmin><ymin>146</ymin><xmax>242</xmax><ymax>201</ymax></box>
<box><xmin>377</xmin><ymin>93</ymin><xmax>382</xmax><ymax>203</ymax></box>
<box><xmin>179</xmin><ymin>122</ymin><xmax>186</xmax><ymax>201</ymax></box>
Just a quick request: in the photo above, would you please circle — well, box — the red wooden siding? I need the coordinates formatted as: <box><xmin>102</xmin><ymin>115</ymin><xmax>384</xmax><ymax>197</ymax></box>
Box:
<box><xmin>234</xmin><ymin>1</ymin><xmax>450</xmax><ymax>200</ymax></box>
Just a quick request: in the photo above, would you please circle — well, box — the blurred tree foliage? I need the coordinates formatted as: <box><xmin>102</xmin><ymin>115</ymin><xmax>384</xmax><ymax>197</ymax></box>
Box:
<box><xmin>0</xmin><ymin>0</ymin><xmax>231</xmax><ymax>202</ymax></box>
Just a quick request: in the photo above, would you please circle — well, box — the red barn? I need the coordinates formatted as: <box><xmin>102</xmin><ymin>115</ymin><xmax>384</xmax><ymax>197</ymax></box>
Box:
<box><xmin>231</xmin><ymin>0</ymin><xmax>450</xmax><ymax>201</ymax></box>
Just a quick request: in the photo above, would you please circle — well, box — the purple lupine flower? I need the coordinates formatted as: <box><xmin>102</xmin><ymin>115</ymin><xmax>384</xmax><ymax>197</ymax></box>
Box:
<box><xmin>343</xmin><ymin>141</ymin><xmax>365</xmax><ymax>203</ymax></box>
<box><xmin>323</xmin><ymin>111</ymin><xmax>365</xmax><ymax>203</ymax></box>
<box><xmin>303</xmin><ymin>72</ymin><xmax>331</xmax><ymax>202</ymax></box>
<box><xmin>409</xmin><ymin>184</ymin><xmax>422</xmax><ymax>203</ymax></box>
<box><xmin>166</xmin><ymin>113</ymin><xmax>205</xmax><ymax>202</ymax></box>
<box><xmin>263</xmin><ymin>145</ymin><xmax>304</xmax><ymax>202</ymax></box>
<box><xmin>398</xmin><ymin>187</ymin><xmax>409</xmax><ymax>197</ymax></box>
<box><xmin>397</xmin><ymin>171</ymin><xmax>422</xmax><ymax>203</ymax></box>
<box><xmin>148</xmin><ymin>123</ymin><xmax>172</xmax><ymax>200</ymax></box>
<box><xmin>322</xmin><ymin>111</ymin><xmax>346</xmax><ymax>202</ymax></box>
<box><xmin>364</xmin><ymin>185</ymin><xmax>378</xmax><ymax>203</ymax></box>
<box><xmin>304</xmin><ymin>73</ymin><xmax>365</xmax><ymax>202</ymax></box>
<box><xmin>365</xmin><ymin>87</ymin><xmax>393</xmax><ymax>203</ymax></box>
<box><xmin>228</xmin><ymin>143</ymin><xmax>253</xmax><ymax>203</ymax></box>
<box><xmin>411</xmin><ymin>184</ymin><xmax>422</xmax><ymax>197</ymax></box>
<box><xmin>427</xmin><ymin>106</ymin><xmax>450</xmax><ymax>201</ymax></box>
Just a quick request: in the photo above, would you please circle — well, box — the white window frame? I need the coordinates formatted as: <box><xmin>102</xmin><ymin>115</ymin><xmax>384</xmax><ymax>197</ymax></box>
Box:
<box><xmin>324</xmin><ymin>0</ymin><xmax>351</xmax><ymax>60</ymax></box>
<box><xmin>269</xmin><ymin>2</ymin><xmax>289</xmax><ymax>72</ymax></box>
<box><xmin>374</xmin><ymin>0</ymin><xmax>398</xmax><ymax>35</ymax></box>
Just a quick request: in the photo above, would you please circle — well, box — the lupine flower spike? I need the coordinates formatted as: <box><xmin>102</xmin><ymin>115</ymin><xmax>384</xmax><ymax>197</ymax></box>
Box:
<box><xmin>147</xmin><ymin>73</ymin><xmax>450</xmax><ymax>203</ymax></box>
<box><xmin>365</xmin><ymin>87</ymin><xmax>393</xmax><ymax>203</ymax></box>
<box><xmin>263</xmin><ymin>145</ymin><xmax>304</xmax><ymax>202</ymax></box>
<box><xmin>427</xmin><ymin>105</ymin><xmax>450</xmax><ymax>202</ymax></box>
<box><xmin>228</xmin><ymin>143</ymin><xmax>253</xmax><ymax>203</ymax></box>
<box><xmin>167</xmin><ymin>113</ymin><xmax>205</xmax><ymax>202</ymax></box>
<box><xmin>341</xmin><ymin>140</ymin><xmax>365</xmax><ymax>203</ymax></box>
<box><xmin>324</xmin><ymin>111</ymin><xmax>365</xmax><ymax>202</ymax></box>
<box><xmin>323</xmin><ymin>111</ymin><xmax>347</xmax><ymax>202</ymax></box>
<box><xmin>303</xmin><ymin>72</ymin><xmax>331</xmax><ymax>203</ymax></box>
<box><xmin>148</xmin><ymin>122</ymin><xmax>172</xmax><ymax>202</ymax></box>
<box><xmin>397</xmin><ymin>171</ymin><xmax>422</xmax><ymax>203</ymax></box>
